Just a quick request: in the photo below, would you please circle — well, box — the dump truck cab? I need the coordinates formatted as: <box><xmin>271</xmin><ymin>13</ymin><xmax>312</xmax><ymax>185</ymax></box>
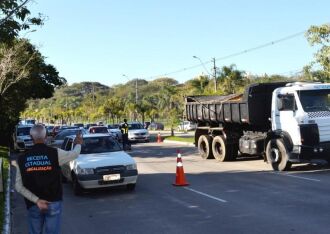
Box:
<box><xmin>270</xmin><ymin>82</ymin><xmax>330</xmax><ymax>166</ymax></box>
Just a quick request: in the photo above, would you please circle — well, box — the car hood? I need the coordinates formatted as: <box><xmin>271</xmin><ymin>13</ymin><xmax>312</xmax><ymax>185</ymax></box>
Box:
<box><xmin>76</xmin><ymin>151</ymin><xmax>135</xmax><ymax>168</ymax></box>
<box><xmin>129</xmin><ymin>129</ymin><xmax>148</xmax><ymax>134</ymax></box>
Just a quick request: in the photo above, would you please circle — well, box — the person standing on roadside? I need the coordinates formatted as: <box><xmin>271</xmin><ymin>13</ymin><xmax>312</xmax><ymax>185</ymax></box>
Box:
<box><xmin>14</xmin><ymin>124</ymin><xmax>83</xmax><ymax>234</ymax></box>
<box><xmin>120</xmin><ymin>118</ymin><xmax>129</xmax><ymax>150</ymax></box>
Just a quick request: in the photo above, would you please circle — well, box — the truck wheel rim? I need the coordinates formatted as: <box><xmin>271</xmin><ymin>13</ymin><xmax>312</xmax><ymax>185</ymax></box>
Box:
<box><xmin>270</xmin><ymin>148</ymin><xmax>280</xmax><ymax>162</ymax></box>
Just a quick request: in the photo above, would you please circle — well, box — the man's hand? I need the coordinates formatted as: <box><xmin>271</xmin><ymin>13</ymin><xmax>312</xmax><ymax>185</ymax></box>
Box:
<box><xmin>74</xmin><ymin>131</ymin><xmax>83</xmax><ymax>145</ymax></box>
<box><xmin>36</xmin><ymin>199</ymin><xmax>50</xmax><ymax>212</ymax></box>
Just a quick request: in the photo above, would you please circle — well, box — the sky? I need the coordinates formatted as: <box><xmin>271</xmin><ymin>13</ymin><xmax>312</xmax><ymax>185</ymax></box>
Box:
<box><xmin>27</xmin><ymin>0</ymin><xmax>330</xmax><ymax>87</ymax></box>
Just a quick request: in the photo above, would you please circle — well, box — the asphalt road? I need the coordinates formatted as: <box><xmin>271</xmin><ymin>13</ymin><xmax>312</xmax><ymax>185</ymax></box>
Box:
<box><xmin>11</xmin><ymin>142</ymin><xmax>330</xmax><ymax>234</ymax></box>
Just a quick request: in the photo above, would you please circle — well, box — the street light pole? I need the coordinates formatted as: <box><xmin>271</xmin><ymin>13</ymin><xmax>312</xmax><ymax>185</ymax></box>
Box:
<box><xmin>212</xmin><ymin>58</ymin><xmax>217</xmax><ymax>92</ymax></box>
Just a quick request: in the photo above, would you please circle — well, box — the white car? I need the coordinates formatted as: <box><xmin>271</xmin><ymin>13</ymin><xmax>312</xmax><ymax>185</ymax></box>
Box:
<box><xmin>127</xmin><ymin>122</ymin><xmax>150</xmax><ymax>142</ymax></box>
<box><xmin>177</xmin><ymin>121</ymin><xmax>197</xmax><ymax>131</ymax></box>
<box><xmin>61</xmin><ymin>134</ymin><xmax>138</xmax><ymax>195</ymax></box>
<box><xmin>13</xmin><ymin>124</ymin><xmax>34</xmax><ymax>151</ymax></box>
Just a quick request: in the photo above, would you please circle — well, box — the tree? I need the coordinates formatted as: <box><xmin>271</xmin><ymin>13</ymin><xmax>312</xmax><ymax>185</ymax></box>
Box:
<box><xmin>184</xmin><ymin>75</ymin><xmax>209</xmax><ymax>95</ymax></box>
<box><xmin>0</xmin><ymin>0</ymin><xmax>43</xmax><ymax>44</ymax></box>
<box><xmin>0</xmin><ymin>39</ymin><xmax>37</xmax><ymax>96</ymax></box>
<box><xmin>305</xmin><ymin>24</ymin><xmax>330</xmax><ymax>81</ymax></box>
<box><xmin>0</xmin><ymin>41</ymin><xmax>65</xmax><ymax>146</ymax></box>
<box><xmin>217</xmin><ymin>65</ymin><xmax>246</xmax><ymax>94</ymax></box>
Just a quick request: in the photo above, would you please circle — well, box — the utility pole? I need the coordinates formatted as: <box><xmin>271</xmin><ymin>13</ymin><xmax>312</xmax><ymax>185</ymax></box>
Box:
<box><xmin>213</xmin><ymin>58</ymin><xmax>217</xmax><ymax>92</ymax></box>
<box><xmin>135</xmin><ymin>78</ymin><xmax>138</xmax><ymax>105</ymax></box>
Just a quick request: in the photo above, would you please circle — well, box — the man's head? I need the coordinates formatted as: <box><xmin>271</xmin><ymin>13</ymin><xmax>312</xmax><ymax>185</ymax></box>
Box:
<box><xmin>124</xmin><ymin>119</ymin><xmax>127</xmax><ymax>123</ymax></box>
<box><xmin>30</xmin><ymin>124</ymin><xmax>47</xmax><ymax>144</ymax></box>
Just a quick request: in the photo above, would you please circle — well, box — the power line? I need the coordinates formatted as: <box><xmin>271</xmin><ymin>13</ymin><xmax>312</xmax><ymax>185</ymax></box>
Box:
<box><xmin>143</xmin><ymin>30</ymin><xmax>306</xmax><ymax>80</ymax></box>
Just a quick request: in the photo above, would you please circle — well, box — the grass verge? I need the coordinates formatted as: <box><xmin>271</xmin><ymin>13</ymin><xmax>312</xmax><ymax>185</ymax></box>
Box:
<box><xmin>164</xmin><ymin>136</ymin><xmax>194</xmax><ymax>143</ymax></box>
<box><xmin>0</xmin><ymin>146</ymin><xmax>9</xmax><ymax>229</ymax></box>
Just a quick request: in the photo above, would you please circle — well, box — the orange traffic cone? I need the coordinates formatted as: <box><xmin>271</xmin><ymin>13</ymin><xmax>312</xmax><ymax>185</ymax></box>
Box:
<box><xmin>173</xmin><ymin>150</ymin><xmax>189</xmax><ymax>186</ymax></box>
<box><xmin>157</xmin><ymin>132</ymin><xmax>162</xmax><ymax>143</ymax></box>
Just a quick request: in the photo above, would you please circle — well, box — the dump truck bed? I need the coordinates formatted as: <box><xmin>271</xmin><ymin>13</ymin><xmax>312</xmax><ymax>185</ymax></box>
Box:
<box><xmin>185</xmin><ymin>82</ymin><xmax>288</xmax><ymax>128</ymax></box>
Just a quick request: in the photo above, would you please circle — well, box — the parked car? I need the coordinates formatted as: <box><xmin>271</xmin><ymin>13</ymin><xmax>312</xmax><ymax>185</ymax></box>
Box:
<box><xmin>52</xmin><ymin>125</ymin><xmax>78</xmax><ymax>137</ymax></box>
<box><xmin>73</xmin><ymin>123</ymin><xmax>84</xmax><ymax>128</ymax></box>
<box><xmin>13</xmin><ymin>124</ymin><xmax>34</xmax><ymax>151</ymax></box>
<box><xmin>61</xmin><ymin>134</ymin><xmax>138</xmax><ymax>195</ymax></box>
<box><xmin>52</xmin><ymin>125</ymin><xmax>61</xmax><ymax>137</ymax></box>
<box><xmin>177</xmin><ymin>121</ymin><xmax>197</xmax><ymax>131</ymax></box>
<box><xmin>127</xmin><ymin>122</ymin><xmax>150</xmax><ymax>142</ymax></box>
<box><xmin>107</xmin><ymin>125</ymin><xmax>122</xmax><ymax>142</ymax></box>
<box><xmin>149</xmin><ymin>122</ymin><xmax>164</xmax><ymax>130</ymax></box>
<box><xmin>50</xmin><ymin>128</ymin><xmax>87</xmax><ymax>148</ymax></box>
<box><xmin>88</xmin><ymin>126</ymin><xmax>110</xmax><ymax>134</ymax></box>
<box><xmin>46</xmin><ymin>125</ymin><xmax>54</xmax><ymax>136</ymax></box>
<box><xmin>85</xmin><ymin>123</ymin><xmax>97</xmax><ymax>129</ymax></box>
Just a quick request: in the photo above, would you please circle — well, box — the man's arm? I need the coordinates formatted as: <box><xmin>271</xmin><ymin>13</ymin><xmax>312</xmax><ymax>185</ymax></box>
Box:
<box><xmin>14</xmin><ymin>163</ymin><xmax>39</xmax><ymax>204</ymax></box>
<box><xmin>57</xmin><ymin>133</ymin><xmax>83</xmax><ymax>166</ymax></box>
<box><xmin>57</xmin><ymin>144</ymin><xmax>81</xmax><ymax>166</ymax></box>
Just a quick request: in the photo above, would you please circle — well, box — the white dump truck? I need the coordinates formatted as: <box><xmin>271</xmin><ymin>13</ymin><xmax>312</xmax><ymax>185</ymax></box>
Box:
<box><xmin>185</xmin><ymin>82</ymin><xmax>330</xmax><ymax>171</ymax></box>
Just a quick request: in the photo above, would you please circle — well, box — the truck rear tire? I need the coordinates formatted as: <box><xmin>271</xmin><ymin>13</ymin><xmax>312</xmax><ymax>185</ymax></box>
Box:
<box><xmin>198</xmin><ymin>135</ymin><xmax>214</xmax><ymax>159</ymax></box>
<box><xmin>266</xmin><ymin>139</ymin><xmax>292</xmax><ymax>171</ymax></box>
<box><xmin>212</xmin><ymin>136</ymin><xmax>238</xmax><ymax>161</ymax></box>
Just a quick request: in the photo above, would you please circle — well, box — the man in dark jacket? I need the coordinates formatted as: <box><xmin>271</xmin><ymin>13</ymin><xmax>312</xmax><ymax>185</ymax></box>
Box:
<box><xmin>14</xmin><ymin>124</ymin><xmax>83</xmax><ymax>234</ymax></box>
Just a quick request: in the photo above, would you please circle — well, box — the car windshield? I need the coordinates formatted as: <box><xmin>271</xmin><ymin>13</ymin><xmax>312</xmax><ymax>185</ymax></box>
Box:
<box><xmin>55</xmin><ymin>129</ymin><xmax>83</xmax><ymax>140</ymax></box>
<box><xmin>81</xmin><ymin>136</ymin><xmax>121</xmax><ymax>154</ymax></box>
<box><xmin>129</xmin><ymin>123</ymin><xmax>143</xmax><ymax>130</ymax></box>
<box><xmin>17</xmin><ymin>127</ymin><xmax>31</xmax><ymax>136</ymax></box>
<box><xmin>298</xmin><ymin>90</ymin><xmax>330</xmax><ymax>112</ymax></box>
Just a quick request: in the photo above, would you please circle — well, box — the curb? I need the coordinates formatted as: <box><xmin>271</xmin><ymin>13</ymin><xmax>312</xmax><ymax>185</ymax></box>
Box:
<box><xmin>163</xmin><ymin>140</ymin><xmax>195</xmax><ymax>147</ymax></box>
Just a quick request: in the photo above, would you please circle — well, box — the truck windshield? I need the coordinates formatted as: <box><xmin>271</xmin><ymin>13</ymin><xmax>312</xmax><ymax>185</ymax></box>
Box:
<box><xmin>298</xmin><ymin>90</ymin><xmax>330</xmax><ymax>112</ymax></box>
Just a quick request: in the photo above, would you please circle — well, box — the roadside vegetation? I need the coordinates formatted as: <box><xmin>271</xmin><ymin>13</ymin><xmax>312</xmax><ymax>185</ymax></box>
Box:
<box><xmin>0</xmin><ymin>146</ymin><xmax>9</xmax><ymax>228</ymax></box>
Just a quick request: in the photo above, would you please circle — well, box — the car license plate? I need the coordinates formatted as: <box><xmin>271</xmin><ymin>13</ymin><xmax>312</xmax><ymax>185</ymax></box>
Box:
<box><xmin>103</xmin><ymin>174</ymin><xmax>120</xmax><ymax>181</ymax></box>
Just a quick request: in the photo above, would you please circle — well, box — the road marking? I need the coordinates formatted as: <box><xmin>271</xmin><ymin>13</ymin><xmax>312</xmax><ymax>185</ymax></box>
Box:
<box><xmin>271</xmin><ymin>172</ymin><xmax>321</xmax><ymax>182</ymax></box>
<box><xmin>184</xmin><ymin>187</ymin><xmax>227</xmax><ymax>203</ymax></box>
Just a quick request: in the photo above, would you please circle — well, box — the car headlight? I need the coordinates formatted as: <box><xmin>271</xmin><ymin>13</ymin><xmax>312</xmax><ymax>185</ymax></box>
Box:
<box><xmin>77</xmin><ymin>166</ymin><xmax>94</xmax><ymax>175</ymax></box>
<box><xmin>126</xmin><ymin>164</ymin><xmax>137</xmax><ymax>170</ymax></box>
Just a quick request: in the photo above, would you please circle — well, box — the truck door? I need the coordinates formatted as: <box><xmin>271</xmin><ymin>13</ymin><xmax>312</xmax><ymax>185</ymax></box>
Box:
<box><xmin>272</xmin><ymin>93</ymin><xmax>300</xmax><ymax>145</ymax></box>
